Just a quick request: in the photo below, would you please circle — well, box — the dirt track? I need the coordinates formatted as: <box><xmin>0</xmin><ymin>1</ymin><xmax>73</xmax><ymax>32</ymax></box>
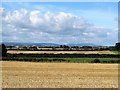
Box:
<box><xmin>2</xmin><ymin>61</ymin><xmax>118</xmax><ymax>88</ymax></box>
<box><xmin>7</xmin><ymin>50</ymin><xmax>116</xmax><ymax>54</ymax></box>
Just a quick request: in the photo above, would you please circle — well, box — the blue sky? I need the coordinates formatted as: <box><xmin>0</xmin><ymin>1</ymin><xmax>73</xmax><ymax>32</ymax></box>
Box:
<box><xmin>1</xmin><ymin>2</ymin><xmax>118</xmax><ymax>46</ymax></box>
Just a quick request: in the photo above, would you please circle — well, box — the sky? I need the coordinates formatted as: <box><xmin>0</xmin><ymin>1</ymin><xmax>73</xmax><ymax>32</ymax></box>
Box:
<box><xmin>0</xmin><ymin>2</ymin><xmax>118</xmax><ymax>46</ymax></box>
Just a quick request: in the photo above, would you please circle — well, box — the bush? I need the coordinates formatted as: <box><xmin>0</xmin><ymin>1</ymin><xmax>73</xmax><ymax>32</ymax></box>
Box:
<box><xmin>102</xmin><ymin>61</ymin><xmax>108</xmax><ymax>63</ymax></box>
<box><xmin>117</xmin><ymin>60</ymin><xmax>120</xmax><ymax>63</ymax></box>
<box><xmin>109</xmin><ymin>60</ymin><xmax>116</xmax><ymax>63</ymax></box>
<box><xmin>92</xmin><ymin>59</ymin><xmax>101</xmax><ymax>63</ymax></box>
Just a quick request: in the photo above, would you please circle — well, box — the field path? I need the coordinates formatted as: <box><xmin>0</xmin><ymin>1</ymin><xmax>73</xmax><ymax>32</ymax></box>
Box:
<box><xmin>2</xmin><ymin>61</ymin><xmax>118</xmax><ymax>88</ymax></box>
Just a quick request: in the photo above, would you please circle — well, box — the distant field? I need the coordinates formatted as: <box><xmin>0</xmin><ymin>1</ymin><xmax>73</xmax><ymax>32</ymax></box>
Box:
<box><xmin>111</xmin><ymin>51</ymin><xmax>120</xmax><ymax>54</ymax></box>
<box><xmin>7</xmin><ymin>50</ymin><xmax>116</xmax><ymax>54</ymax></box>
<box><xmin>2</xmin><ymin>61</ymin><xmax>118</xmax><ymax>88</ymax></box>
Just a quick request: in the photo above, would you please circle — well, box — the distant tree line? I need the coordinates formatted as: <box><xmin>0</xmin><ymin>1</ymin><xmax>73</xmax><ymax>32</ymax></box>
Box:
<box><xmin>6</xmin><ymin>44</ymin><xmax>120</xmax><ymax>51</ymax></box>
<box><xmin>6</xmin><ymin>53</ymin><xmax>120</xmax><ymax>58</ymax></box>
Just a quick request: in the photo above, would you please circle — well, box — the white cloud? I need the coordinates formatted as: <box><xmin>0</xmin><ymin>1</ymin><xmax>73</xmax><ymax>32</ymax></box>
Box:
<box><xmin>1</xmin><ymin>8</ymin><xmax>117</xmax><ymax>45</ymax></box>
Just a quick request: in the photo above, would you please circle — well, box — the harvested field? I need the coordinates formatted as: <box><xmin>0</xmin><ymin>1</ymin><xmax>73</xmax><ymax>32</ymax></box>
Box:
<box><xmin>2</xmin><ymin>61</ymin><xmax>118</xmax><ymax>88</ymax></box>
<box><xmin>7</xmin><ymin>50</ymin><xmax>116</xmax><ymax>54</ymax></box>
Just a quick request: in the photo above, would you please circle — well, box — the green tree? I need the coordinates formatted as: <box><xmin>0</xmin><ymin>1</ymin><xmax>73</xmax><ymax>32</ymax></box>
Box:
<box><xmin>0</xmin><ymin>44</ymin><xmax>7</xmax><ymax>57</ymax></box>
<box><xmin>115</xmin><ymin>42</ymin><xmax>120</xmax><ymax>50</ymax></box>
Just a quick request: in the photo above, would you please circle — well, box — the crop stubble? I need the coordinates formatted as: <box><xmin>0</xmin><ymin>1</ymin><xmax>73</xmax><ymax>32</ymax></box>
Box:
<box><xmin>7</xmin><ymin>50</ymin><xmax>116</xmax><ymax>54</ymax></box>
<box><xmin>2</xmin><ymin>61</ymin><xmax>118</xmax><ymax>88</ymax></box>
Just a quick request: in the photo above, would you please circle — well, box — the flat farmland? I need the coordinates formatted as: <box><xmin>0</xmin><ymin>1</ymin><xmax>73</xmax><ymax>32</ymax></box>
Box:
<box><xmin>2</xmin><ymin>61</ymin><xmax>118</xmax><ymax>88</ymax></box>
<box><xmin>7</xmin><ymin>50</ymin><xmax>116</xmax><ymax>54</ymax></box>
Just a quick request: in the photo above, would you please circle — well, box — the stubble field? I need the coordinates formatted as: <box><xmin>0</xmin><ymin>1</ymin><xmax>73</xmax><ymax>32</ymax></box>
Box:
<box><xmin>2</xmin><ymin>61</ymin><xmax>118</xmax><ymax>88</ymax></box>
<box><xmin>7</xmin><ymin>50</ymin><xmax>116</xmax><ymax>54</ymax></box>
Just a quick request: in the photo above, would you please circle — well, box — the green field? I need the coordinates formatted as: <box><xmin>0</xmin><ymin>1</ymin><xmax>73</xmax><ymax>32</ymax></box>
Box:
<box><xmin>6</xmin><ymin>57</ymin><xmax>119</xmax><ymax>63</ymax></box>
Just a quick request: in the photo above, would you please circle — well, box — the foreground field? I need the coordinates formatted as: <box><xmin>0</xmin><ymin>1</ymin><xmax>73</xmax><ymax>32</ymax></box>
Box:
<box><xmin>2</xmin><ymin>61</ymin><xmax>118</xmax><ymax>88</ymax></box>
<box><xmin>7</xmin><ymin>50</ymin><xmax>116</xmax><ymax>54</ymax></box>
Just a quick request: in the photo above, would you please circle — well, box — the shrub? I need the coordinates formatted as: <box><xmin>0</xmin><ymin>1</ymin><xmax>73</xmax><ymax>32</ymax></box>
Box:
<box><xmin>109</xmin><ymin>60</ymin><xmax>116</xmax><ymax>63</ymax></box>
<box><xmin>102</xmin><ymin>61</ymin><xmax>108</xmax><ymax>63</ymax></box>
<box><xmin>92</xmin><ymin>59</ymin><xmax>101</xmax><ymax>63</ymax></box>
<box><xmin>117</xmin><ymin>60</ymin><xmax>120</xmax><ymax>63</ymax></box>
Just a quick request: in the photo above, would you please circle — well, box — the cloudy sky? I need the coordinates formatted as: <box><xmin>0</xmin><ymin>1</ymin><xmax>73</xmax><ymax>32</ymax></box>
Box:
<box><xmin>1</xmin><ymin>2</ymin><xmax>118</xmax><ymax>46</ymax></box>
